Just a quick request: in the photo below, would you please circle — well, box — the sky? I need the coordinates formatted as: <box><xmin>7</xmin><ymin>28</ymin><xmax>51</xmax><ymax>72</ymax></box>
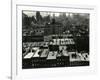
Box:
<box><xmin>23</xmin><ymin>11</ymin><xmax>73</xmax><ymax>17</ymax></box>
<box><xmin>23</xmin><ymin>11</ymin><xmax>89</xmax><ymax>18</ymax></box>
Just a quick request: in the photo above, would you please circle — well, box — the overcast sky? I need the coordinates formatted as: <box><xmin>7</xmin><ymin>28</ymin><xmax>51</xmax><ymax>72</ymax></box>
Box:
<box><xmin>23</xmin><ymin>11</ymin><xmax>73</xmax><ymax>17</ymax></box>
<box><xmin>23</xmin><ymin>11</ymin><xmax>89</xmax><ymax>18</ymax></box>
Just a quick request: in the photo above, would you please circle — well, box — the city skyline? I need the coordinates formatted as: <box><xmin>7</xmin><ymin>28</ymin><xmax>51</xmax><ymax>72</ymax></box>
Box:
<box><xmin>23</xmin><ymin>10</ymin><xmax>89</xmax><ymax>18</ymax></box>
<box><xmin>22</xmin><ymin>10</ymin><xmax>89</xmax><ymax>69</ymax></box>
